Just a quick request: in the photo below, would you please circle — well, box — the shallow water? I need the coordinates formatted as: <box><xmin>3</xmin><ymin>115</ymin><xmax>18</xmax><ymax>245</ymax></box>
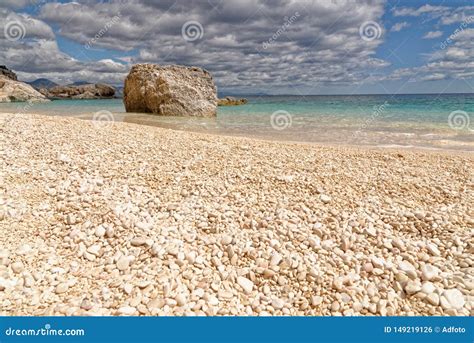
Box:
<box><xmin>1</xmin><ymin>94</ymin><xmax>473</xmax><ymax>151</ymax></box>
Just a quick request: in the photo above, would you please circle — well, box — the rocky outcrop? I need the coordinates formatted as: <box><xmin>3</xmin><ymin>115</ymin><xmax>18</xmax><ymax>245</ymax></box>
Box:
<box><xmin>218</xmin><ymin>96</ymin><xmax>248</xmax><ymax>106</ymax></box>
<box><xmin>0</xmin><ymin>66</ymin><xmax>17</xmax><ymax>81</ymax></box>
<box><xmin>0</xmin><ymin>76</ymin><xmax>49</xmax><ymax>103</ymax></box>
<box><xmin>123</xmin><ymin>64</ymin><xmax>217</xmax><ymax>117</ymax></box>
<box><xmin>42</xmin><ymin>83</ymin><xmax>115</xmax><ymax>99</ymax></box>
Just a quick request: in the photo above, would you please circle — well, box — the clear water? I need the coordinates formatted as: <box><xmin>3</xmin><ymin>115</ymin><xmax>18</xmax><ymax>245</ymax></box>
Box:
<box><xmin>1</xmin><ymin>94</ymin><xmax>473</xmax><ymax>151</ymax></box>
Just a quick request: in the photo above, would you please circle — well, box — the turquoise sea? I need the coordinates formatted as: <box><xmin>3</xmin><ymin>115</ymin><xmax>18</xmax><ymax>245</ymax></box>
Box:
<box><xmin>1</xmin><ymin>94</ymin><xmax>473</xmax><ymax>151</ymax></box>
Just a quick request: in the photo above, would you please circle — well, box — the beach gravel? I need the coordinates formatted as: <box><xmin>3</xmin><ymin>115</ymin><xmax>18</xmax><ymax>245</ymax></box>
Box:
<box><xmin>0</xmin><ymin>113</ymin><xmax>472</xmax><ymax>316</ymax></box>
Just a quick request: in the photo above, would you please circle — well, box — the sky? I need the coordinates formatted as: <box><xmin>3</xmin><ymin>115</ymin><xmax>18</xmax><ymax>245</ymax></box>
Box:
<box><xmin>0</xmin><ymin>0</ymin><xmax>473</xmax><ymax>95</ymax></box>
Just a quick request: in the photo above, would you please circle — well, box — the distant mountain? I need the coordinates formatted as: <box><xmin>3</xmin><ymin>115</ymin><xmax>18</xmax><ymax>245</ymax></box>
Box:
<box><xmin>70</xmin><ymin>81</ymin><xmax>90</xmax><ymax>86</ymax></box>
<box><xmin>27</xmin><ymin>78</ymin><xmax>58</xmax><ymax>89</ymax></box>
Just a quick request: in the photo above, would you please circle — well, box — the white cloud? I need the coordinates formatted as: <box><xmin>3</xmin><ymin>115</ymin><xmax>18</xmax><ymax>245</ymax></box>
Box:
<box><xmin>393</xmin><ymin>4</ymin><xmax>474</xmax><ymax>26</ymax></box>
<box><xmin>423</xmin><ymin>31</ymin><xmax>443</xmax><ymax>39</ymax></box>
<box><xmin>390</xmin><ymin>22</ymin><xmax>410</xmax><ymax>32</ymax></box>
<box><xmin>392</xmin><ymin>5</ymin><xmax>448</xmax><ymax>17</ymax></box>
<box><xmin>387</xmin><ymin>28</ymin><xmax>474</xmax><ymax>83</ymax></box>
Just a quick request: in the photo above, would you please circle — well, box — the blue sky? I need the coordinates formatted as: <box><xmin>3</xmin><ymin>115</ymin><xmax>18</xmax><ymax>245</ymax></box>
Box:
<box><xmin>1</xmin><ymin>0</ymin><xmax>473</xmax><ymax>94</ymax></box>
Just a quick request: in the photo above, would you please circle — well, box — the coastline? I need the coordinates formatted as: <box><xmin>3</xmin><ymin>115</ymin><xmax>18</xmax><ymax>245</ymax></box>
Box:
<box><xmin>1</xmin><ymin>112</ymin><xmax>472</xmax><ymax>316</ymax></box>
<box><xmin>1</xmin><ymin>94</ymin><xmax>473</xmax><ymax>153</ymax></box>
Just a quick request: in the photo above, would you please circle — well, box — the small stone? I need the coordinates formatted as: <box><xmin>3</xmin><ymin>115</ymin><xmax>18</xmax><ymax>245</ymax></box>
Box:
<box><xmin>331</xmin><ymin>301</ymin><xmax>340</xmax><ymax>312</ymax></box>
<box><xmin>371</xmin><ymin>256</ymin><xmax>384</xmax><ymax>268</ymax></box>
<box><xmin>426</xmin><ymin>243</ymin><xmax>440</xmax><ymax>256</ymax></box>
<box><xmin>117</xmin><ymin>306</ymin><xmax>136</xmax><ymax>315</ymax></box>
<box><xmin>363</xmin><ymin>262</ymin><xmax>373</xmax><ymax>273</ymax></box>
<box><xmin>123</xmin><ymin>283</ymin><xmax>133</xmax><ymax>295</ymax></box>
<box><xmin>175</xmin><ymin>294</ymin><xmax>187</xmax><ymax>306</ymax></box>
<box><xmin>237</xmin><ymin>276</ymin><xmax>253</xmax><ymax>294</ymax></box>
<box><xmin>116</xmin><ymin>256</ymin><xmax>130</xmax><ymax>271</ymax></box>
<box><xmin>372</xmin><ymin>268</ymin><xmax>384</xmax><ymax>276</ymax></box>
<box><xmin>11</xmin><ymin>262</ymin><xmax>24</xmax><ymax>274</ymax></box>
<box><xmin>263</xmin><ymin>269</ymin><xmax>276</xmax><ymax>278</ymax></box>
<box><xmin>395</xmin><ymin>272</ymin><xmax>409</xmax><ymax>283</ymax></box>
<box><xmin>55</xmin><ymin>283</ymin><xmax>69</xmax><ymax>294</ymax></box>
<box><xmin>66</xmin><ymin>214</ymin><xmax>76</xmax><ymax>225</ymax></box>
<box><xmin>341</xmin><ymin>237</ymin><xmax>351</xmax><ymax>251</ymax></box>
<box><xmin>270</xmin><ymin>253</ymin><xmax>282</xmax><ymax>266</ymax></box>
<box><xmin>208</xmin><ymin>295</ymin><xmax>219</xmax><ymax>306</ymax></box>
<box><xmin>405</xmin><ymin>281</ymin><xmax>421</xmax><ymax>295</ymax></box>
<box><xmin>311</xmin><ymin>296</ymin><xmax>322</xmax><ymax>307</ymax></box>
<box><xmin>392</xmin><ymin>238</ymin><xmax>406</xmax><ymax>251</ymax></box>
<box><xmin>23</xmin><ymin>275</ymin><xmax>34</xmax><ymax>287</ymax></box>
<box><xmin>426</xmin><ymin>293</ymin><xmax>439</xmax><ymax>306</ymax></box>
<box><xmin>194</xmin><ymin>288</ymin><xmax>205</xmax><ymax>298</ymax></box>
<box><xmin>365</xmin><ymin>226</ymin><xmax>377</xmax><ymax>237</ymax></box>
<box><xmin>398</xmin><ymin>260</ymin><xmax>417</xmax><ymax>278</ymax></box>
<box><xmin>131</xmin><ymin>237</ymin><xmax>147</xmax><ymax>247</ymax></box>
<box><xmin>147</xmin><ymin>298</ymin><xmax>165</xmax><ymax>309</ymax></box>
<box><xmin>218</xmin><ymin>290</ymin><xmax>233</xmax><ymax>299</ymax></box>
<box><xmin>105</xmin><ymin>227</ymin><xmax>115</xmax><ymax>238</ymax></box>
<box><xmin>95</xmin><ymin>225</ymin><xmax>106</xmax><ymax>237</ymax></box>
<box><xmin>87</xmin><ymin>245</ymin><xmax>101</xmax><ymax>256</ymax></box>
<box><xmin>80</xmin><ymin>298</ymin><xmax>93</xmax><ymax>310</ymax></box>
<box><xmin>353</xmin><ymin>301</ymin><xmax>363</xmax><ymax>312</ymax></box>
<box><xmin>221</xmin><ymin>235</ymin><xmax>233</xmax><ymax>245</ymax></box>
<box><xmin>421</xmin><ymin>264</ymin><xmax>439</xmax><ymax>281</ymax></box>
<box><xmin>271</xmin><ymin>298</ymin><xmax>285</xmax><ymax>309</ymax></box>
<box><xmin>320</xmin><ymin>194</ymin><xmax>331</xmax><ymax>204</ymax></box>
<box><xmin>440</xmin><ymin>289</ymin><xmax>465</xmax><ymax>310</ymax></box>
<box><xmin>421</xmin><ymin>282</ymin><xmax>436</xmax><ymax>295</ymax></box>
<box><xmin>414</xmin><ymin>211</ymin><xmax>425</xmax><ymax>220</ymax></box>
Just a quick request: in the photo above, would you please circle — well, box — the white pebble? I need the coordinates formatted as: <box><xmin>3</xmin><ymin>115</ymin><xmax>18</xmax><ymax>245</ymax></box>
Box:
<box><xmin>116</xmin><ymin>256</ymin><xmax>130</xmax><ymax>271</ymax></box>
<box><xmin>271</xmin><ymin>298</ymin><xmax>285</xmax><ymax>309</ymax></box>
<box><xmin>421</xmin><ymin>264</ymin><xmax>439</xmax><ymax>281</ymax></box>
<box><xmin>237</xmin><ymin>276</ymin><xmax>253</xmax><ymax>294</ymax></box>
<box><xmin>320</xmin><ymin>194</ymin><xmax>331</xmax><ymax>204</ymax></box>
<box><xmin>440</xmin><ymin>289</ymin><xmax>465</xmax><ymax>310</ymax></box>
<box><xmin>11</xmin><ymin>262</ymin><xmax>24</xmax><ymax>274</ymax></box>
<box><xmin>55</xmin><ymin>283</ymin><xmax>69</xmax><ymax>294</ymax></box>
<box><xmin>117</xmin><ymin>306</ymin><xmax>136</xmax><ymax>315</ymax></box>
<box><xmin>426</xmin><ymin>243</ymin><xmax>440</xmax><ymax>256</ymax></box>
<box><xmin>95</xmin><ymin>225</ymin><xmax>106</xmax><ymax>237</ymax></box>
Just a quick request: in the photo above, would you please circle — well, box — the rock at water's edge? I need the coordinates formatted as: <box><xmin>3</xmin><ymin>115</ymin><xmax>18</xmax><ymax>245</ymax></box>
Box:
<box><xmin>43</xmin><ymin>83</ymin><xmax>115</xmax><ymax>99</ymax></box>
<box><xmin>217</xmin><ymin>96</ymin><xmax>248</xmax><ymax>106</ymax></box>
<box><xmin>0</xmin><ymin>66</ymin><xmax>17</xmax><ymax>81</ymax></box>
<box><xmin>123</xmin><ymin>64</ymin><xmax>217</xmax><ymax>117</ymax></box>
<box><xmin>0</xmin><ymin>76</ymin><xmax>49</xmax><ymax>103</ymax></box>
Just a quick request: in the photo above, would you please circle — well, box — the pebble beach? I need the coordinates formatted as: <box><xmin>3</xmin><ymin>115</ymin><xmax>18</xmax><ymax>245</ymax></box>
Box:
<box><xmin>0</xmin><ymin>112</ymin><xmax>473</xmax><ymax>316</ymax></box>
